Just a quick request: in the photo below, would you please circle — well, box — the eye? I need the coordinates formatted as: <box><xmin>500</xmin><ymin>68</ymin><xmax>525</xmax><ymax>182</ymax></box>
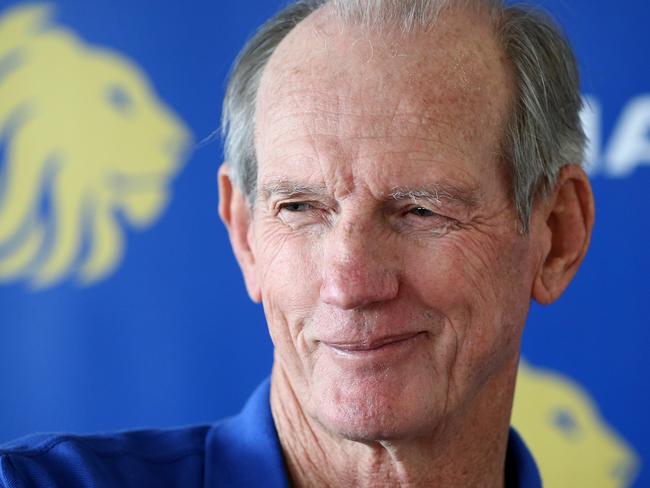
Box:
<box><xmin>399</xmin><ymin>205</ymin><xmax>459</xmax><ymax>234</ymax></box>
<box><xmin>405</xmin><ymin>206</ymin><xmax>449</xmax><ymax>222</ymax></box>
<box><xmin>409</xmin><ymin>206</ymin><xmax>436</xmax><ymax>217</ymax></box>
<box><xmin>280</xmin><ymin>202</ymin><xmax>314</xmax><ymax>212</ymax></box>
<box><xmin>276</xmin><ymin>201</ymin><xmax>328</xmax><ymax>228</ymax></box>
<box><xmin>107</xmin><ymin>84</ymin><xmax>134</xmax><ymax>113</ymax></box>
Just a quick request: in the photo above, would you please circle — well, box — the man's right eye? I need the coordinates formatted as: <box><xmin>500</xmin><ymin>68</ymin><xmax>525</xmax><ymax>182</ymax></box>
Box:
<box><xmin>276</xmin><ymin>201</ymin><xmax>326</xmax><ymax>228</ymax></box>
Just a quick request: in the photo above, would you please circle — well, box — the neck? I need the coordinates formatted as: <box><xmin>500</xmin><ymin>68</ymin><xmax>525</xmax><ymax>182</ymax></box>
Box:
<box><xmin>270</xmin><ymin>360</ymin><xmax>518</xmax><ymax>488</ymax></box>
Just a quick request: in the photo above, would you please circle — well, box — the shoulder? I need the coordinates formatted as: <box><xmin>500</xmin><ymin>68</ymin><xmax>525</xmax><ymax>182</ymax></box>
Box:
<box><xmin>0</xmin><ymin>425</ymin><xmax>210</xmax><ymax>488</ymax></box>
<box><xmin>0</xmin><ymin>379</ymin><xmax>288</xmax><ymax>488</ymax></box>
<box><xmin>506</xmin><ymin>427</ymin><xmax>543</xmax><ymax>488</ymax></box>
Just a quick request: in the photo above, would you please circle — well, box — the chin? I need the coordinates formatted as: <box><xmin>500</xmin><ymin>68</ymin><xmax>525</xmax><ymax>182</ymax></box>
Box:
<box><xmin>308</xmin><ymin>371</ymin><xmax>440</xmax><ymax>442</ymax></box>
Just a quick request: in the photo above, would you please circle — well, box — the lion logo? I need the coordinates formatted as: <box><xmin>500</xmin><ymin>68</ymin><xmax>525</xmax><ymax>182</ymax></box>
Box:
<box><xmin>512</xmin><ymin>361</ymin><xmax>640</xmax><ymax>487</ymax></box>
<box><xmin>0</xmin><ymin>4</ymin><xmax>192</xmax><ymax>288</ymax></box>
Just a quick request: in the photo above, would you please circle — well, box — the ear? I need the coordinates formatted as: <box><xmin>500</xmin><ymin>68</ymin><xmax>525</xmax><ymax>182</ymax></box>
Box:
<box><xmin>532</xmin><ymin>165</ymin><xmax>595</xmax><ymax>305</ymax></box>
<box><xmin>218</xmin><ymin>163</ymin><xmax>261</xmax><ymax>303</ymax></box>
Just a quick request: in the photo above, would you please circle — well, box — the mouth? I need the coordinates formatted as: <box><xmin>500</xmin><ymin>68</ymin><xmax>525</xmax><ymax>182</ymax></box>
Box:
<box><xmin>321</xmin><ymin>332</ymin><xmax>426</xmax><ymax>356</ymax></box>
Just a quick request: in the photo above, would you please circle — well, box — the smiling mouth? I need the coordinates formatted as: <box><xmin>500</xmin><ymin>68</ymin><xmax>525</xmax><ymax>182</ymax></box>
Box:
<box><xmin>322</xmin><ymin>332</ymin><xmax>426</xmax><ymax>353</ymax></box>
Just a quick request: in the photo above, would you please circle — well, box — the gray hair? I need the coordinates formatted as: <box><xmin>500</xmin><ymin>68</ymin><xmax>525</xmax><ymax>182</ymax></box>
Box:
<box><xmin>221</xmin><ymin>0</ymin><xmax>585</xmax><ymax>231</ymax></box>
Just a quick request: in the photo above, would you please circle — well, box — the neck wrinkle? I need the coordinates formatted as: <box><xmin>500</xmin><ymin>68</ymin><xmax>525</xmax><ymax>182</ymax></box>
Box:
<box><xmin>270</xmin><ymin>363</ymin><xmax>331</xmax><ymax>487</ymax></box>
<box><xmin>269</xmin><ymin>356</ymin><xmax>515</xmax><ymax>488</ymax></box>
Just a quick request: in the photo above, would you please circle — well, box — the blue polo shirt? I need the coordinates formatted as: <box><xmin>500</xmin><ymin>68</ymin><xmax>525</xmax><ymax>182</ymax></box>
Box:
<box><xmin>0</xmin><ymin>379</ymin><xmax>541</xmax><ymax>487</ymax></box>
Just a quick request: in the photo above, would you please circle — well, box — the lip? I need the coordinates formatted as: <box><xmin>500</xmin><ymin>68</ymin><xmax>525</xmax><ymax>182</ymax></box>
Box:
<box><xmin>321</xmin><ymin>332</ymin><xmax>426</xmax><ymax>353</ymax></box>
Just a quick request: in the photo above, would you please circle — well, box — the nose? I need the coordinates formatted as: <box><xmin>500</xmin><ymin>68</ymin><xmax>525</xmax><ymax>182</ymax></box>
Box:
<box><xmin>320</xmin><ymin>219</ymin><xmax>399</xmax><ymax>310</ymax></box>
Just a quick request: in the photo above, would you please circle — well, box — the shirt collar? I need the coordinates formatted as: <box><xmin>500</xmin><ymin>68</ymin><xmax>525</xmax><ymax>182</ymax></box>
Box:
<box><xmin>505</xmin><ymin>426</ymin><xmax>543</xmax><ymax>487</ymax></box>
<box><xmin>204</xmin><ymin>377</ymin><xmax>289</xmax><ymax>488</ymax></box>
<box><xmin>205</xmin><ymin>378</ymin><xmax>542</xmax><ymax>488</ymax></box>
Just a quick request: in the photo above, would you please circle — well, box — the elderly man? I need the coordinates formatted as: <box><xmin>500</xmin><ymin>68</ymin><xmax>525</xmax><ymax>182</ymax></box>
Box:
<box><xmin>0</xmin><ymin>0</ymin><xmax>593</xmax><ymax>487</ymax></box>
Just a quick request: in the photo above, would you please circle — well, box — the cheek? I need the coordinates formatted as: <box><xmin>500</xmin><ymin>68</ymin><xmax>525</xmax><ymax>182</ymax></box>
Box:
<box><xmin>255</xmin><ymin>215</ymin><xmax>318</xmax><ymax>284</ymax></box>
<box><xmin>448</xmin><ymin>231</ymin><xmax>533</xmax><ymax>314</ymax></box>
<box><xmin>404</xmin><ymin>232</ymin><xmax>533</xmax><ymax>368</ymax></box>
<box><xmin>253</xmin><ymin>220</ymin><xmax>322</xmax><ymax>348</ymax></box>
<box><xmin>403</xmin><ymin>235</ymin><xmax>496</xmax><ymax>316</ymax></box>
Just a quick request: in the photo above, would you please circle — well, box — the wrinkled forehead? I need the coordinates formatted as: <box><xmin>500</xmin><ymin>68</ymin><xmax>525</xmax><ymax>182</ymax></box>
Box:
<box><xmin>254</xmin><ymin>4</ymin><xmax>516</xmax><ymax>199</ymax></box>
<box><xmin>257</xmin><ymin>4</ymin><xmax>513</xmax><ymax>127</ymax></box>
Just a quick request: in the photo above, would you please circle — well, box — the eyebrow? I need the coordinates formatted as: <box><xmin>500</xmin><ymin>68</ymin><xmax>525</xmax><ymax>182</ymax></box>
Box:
<box><xmin>388</xmin><ymin>184</ymin><xmax>480</xmax><ymax>211</ymax></box>
<box><xmin>258</xmin><ymin>179</ymin><xmax>330</xmax><ymax>201</ymax></box>
<box><xmin>258</xmin><ymin>178</ymin><xmax>480</xmax><ymax>210</ymax></box>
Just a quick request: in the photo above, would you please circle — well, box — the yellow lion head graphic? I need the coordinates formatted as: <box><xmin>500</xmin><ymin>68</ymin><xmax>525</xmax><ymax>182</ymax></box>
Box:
<box><xmin>0</xmin><ymin>4</ymin><xmax>192</xmax><ymax>288</ymax></box>
<box><xmin>512</xmin><ymin>360</ymin><xmax>640</xmax><ymax>487</ymax></box>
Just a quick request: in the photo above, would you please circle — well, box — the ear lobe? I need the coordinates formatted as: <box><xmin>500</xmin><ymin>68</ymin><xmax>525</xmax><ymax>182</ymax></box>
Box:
<box><xmin>532</xmin><ymin>165</ymin><xmax>595</xmax><ymax>305</ymax></box>
<box><xmin>218</xmin><ymin>164</ymin><xmax>262</xmax><ymax>303</ymax></box>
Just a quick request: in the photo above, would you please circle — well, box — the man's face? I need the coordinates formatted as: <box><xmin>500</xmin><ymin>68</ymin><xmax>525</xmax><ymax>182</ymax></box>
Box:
<box><xmin>248</xmin><ymin>8</ymin><xmax>543</xmax><ymax>441</ymax></box>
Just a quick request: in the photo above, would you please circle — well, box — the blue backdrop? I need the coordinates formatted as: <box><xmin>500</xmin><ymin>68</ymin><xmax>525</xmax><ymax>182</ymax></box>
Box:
<box><xmin>0</xmin><ymin>0</ymin><xmax>648</xmax><ymax>486</ymax></box>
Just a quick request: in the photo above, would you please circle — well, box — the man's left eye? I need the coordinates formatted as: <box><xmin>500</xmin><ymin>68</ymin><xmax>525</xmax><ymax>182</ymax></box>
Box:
<box><xmin>402</xmin><ymin>206</ymin><xmax>458</xmax><ymax>233</ymax></box>
<box><xmin>409</xmin><ymin>207</ymin><xmax>435</xmax><ymax>217</ymax></box>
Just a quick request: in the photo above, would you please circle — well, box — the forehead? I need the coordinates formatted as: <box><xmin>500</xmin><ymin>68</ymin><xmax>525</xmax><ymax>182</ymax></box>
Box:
<box><xmin>255</xmin><ymin>5</ymin><xmax>514</xmax><ymax>192</ymax></box>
